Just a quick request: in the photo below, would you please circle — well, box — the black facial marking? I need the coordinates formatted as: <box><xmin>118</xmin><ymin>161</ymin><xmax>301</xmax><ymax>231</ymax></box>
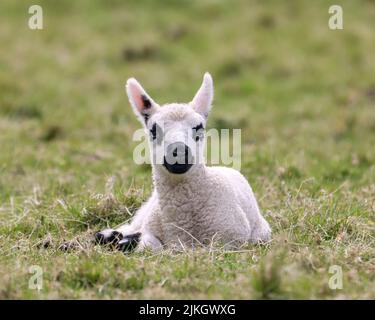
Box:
<box><xmin>150</xmin><ymin>122</ymin><xmax>163</xmax><ymax>143</ymax></box>
<box><xmin>192</xmin><ymin>123</ymin><xmax>204</xmax><ymax>142</ymax></box>
<box><xmin>150</xmin><ymin>122</ymin><xmax>157</xmax><ymax>140</ymax></box>
<box><xmin>193</xmin><ymin>123</ymin><xmax>204</xmax><ymax>131</ymax></box>
<box><xmin>141</xmin><ymin>94</ymin><xmax>152</xmax><ymax>109</ymax></box>
<box><xmin>143</xmin><ymin>113</ymin><xmax>149</xmax><ymax>124</ymax></box>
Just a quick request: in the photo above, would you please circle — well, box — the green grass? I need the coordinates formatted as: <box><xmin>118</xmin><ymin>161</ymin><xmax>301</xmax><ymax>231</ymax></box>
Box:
<box><xmin>0</xmin><ymin>0</ymin><xmax>374</xmax><ymax>299</ymax></box>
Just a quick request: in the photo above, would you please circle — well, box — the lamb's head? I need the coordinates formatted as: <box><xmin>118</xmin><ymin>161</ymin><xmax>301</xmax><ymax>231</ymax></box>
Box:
<box><xmin>126</xmin><ymin>73</ymin><xmax>213</xmax><ymax>176</ymax></box>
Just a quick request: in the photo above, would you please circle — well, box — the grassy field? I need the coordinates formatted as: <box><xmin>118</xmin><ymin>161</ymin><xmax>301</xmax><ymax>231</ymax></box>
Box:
<box><xmin>0</xmin><ymin>0</ymin><xmax>374</xmax><ymax>299</ymax></box>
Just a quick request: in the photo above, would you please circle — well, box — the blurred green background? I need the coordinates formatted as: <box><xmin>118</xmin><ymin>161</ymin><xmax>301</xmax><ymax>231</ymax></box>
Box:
<box><xmin>0</xmin><ymin>0</ymin><xmax>374</xmax><ymax>299</ymax></box>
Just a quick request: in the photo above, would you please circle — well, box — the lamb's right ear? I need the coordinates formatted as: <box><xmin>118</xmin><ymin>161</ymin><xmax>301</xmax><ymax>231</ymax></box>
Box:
<box><xmin>190</xmin><ymin>72</ymin><xmax>213</xmax><ymax>119</ymax></box>
<box><xmin>126</xmin><ymin>78</ymin><xmax>160</xmax><ymax>125</ymax></box>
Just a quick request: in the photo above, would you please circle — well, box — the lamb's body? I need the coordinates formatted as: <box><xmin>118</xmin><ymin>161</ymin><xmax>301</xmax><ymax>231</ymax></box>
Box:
<box><xmin>96</xmin><ymin>72</ymin><xmax>271</xmax><ymax>252</ymax></box>
<box><xmin>114</xmin><ymin>165</ymin><xmax>270</xmax><ymax>251</ymax></box>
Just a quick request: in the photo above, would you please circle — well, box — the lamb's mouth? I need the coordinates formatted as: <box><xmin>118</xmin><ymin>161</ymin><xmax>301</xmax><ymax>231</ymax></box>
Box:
<box><xmin>163</xmin><ymin>159</ymin><xmax>193</xmax><ymax>174</ymax></box>
<box><xmin>163</xmin><ymin>142</ymin><xmax>194</xmax><ymax>174</ymax></box>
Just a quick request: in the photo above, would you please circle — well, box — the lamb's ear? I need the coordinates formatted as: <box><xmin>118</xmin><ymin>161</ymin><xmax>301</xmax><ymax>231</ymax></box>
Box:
<box><xmin>190</xmin><ymin>72</ymin><xmax>213</xmax><ymax>118</ymax></box>
<box><xmin>126</xmin><ymin>78</ymin><xmax>160</xmax><ymax>125</ymax></box>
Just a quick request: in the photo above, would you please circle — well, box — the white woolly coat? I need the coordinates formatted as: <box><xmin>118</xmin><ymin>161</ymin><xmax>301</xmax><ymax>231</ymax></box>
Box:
<box><xmin>119</xmin><ymin>164</ymin><xmax>271</xmax><ymax>251</ymax></box>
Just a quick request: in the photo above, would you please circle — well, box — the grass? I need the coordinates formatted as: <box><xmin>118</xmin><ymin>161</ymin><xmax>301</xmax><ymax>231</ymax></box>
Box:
<box><xmin>0</xmin><ymin>0</ymin><xmax>374</xmax><ymax>299</ymax></box>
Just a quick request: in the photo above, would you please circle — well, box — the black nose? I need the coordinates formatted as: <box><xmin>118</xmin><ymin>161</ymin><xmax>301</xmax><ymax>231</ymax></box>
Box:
<box><xmin>163</xmin><ymin>142</ymin><xmax>193</xmax><ymax>174</ymax></box>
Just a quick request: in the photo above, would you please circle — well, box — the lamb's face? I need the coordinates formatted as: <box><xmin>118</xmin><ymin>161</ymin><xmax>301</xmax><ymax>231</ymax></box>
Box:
<box><xmin>126</xmin><ymin>73</ymin><xmax>213</xmax><ymax>175</ymax></box>
<box><xmin>147</xmin><ymin>104</ymin><xmax>206</xmax><ymax>174</ymax></box>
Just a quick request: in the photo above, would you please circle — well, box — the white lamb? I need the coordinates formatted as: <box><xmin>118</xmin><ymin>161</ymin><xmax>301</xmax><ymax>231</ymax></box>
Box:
<box><xmin>95</xmin><ymin>73</ymin><xmax>271</xmax><ymax>252</ymax></box>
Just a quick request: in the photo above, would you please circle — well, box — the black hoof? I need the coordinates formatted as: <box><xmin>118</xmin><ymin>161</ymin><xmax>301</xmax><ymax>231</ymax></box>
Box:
<box><xmin>94</xmin><ymin>229</ymin><xmax>123</xmax><ymax>245</ymax></box>
<box><xmin>117</xmin><ymin>232</ymin><xmax>141</xmax><ymax>252</ymax></box>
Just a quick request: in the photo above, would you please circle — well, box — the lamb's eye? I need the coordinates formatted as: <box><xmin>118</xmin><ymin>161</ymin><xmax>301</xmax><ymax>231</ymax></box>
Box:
<box><xmin>192</xmin><ymin>123</ymin><xmax>204</xmax><ymax>142</ymax></box>
<box><xmin>150</xmin><ymin>123</ymin><xmax>157</xmax><ymax>140</ymax></box>
<box><xmin>150</xmin><ymin>123</ymin><xmax>162</xmax><ymax>142</ymax></box>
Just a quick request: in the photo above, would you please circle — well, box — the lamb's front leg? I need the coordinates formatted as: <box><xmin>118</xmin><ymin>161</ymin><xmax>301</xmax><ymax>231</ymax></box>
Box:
<box><xmin>134</xmin><ymin>231</ymin><xmax>163</xmax><ymax>252</ymax></box>
<box><xmin>94</xmin><ymin>223</ymin><xmax>135</xmax><ymax>244</ymax></box>
<box><xmin>94</xmin><ymin>223</ymin><xmax>141</xmax><ymax>251</ymax></box>
<box><xmin>94</xmin><ymin>191</ymin><xmax>161</xmax><ymax>252</ymax></box>
<box><xmin>95</xmin><ymin>226</ymin><xmax>162</xmax><ymax>253</ymax></box>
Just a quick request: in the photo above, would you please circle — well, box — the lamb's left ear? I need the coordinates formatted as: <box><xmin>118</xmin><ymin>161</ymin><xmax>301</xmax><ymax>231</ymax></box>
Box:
<box><xmin>190</xmin><ymin>72</ymin><xmax>214</xmax><ymax>118</ymax></box>
<box><xmin>126</xmin><ymin>78</ymin><xmax>160</xmax><ymax>125</ymax></box>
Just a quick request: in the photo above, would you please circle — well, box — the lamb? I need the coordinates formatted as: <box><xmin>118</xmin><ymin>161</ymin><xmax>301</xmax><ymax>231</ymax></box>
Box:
<box><xmin>95</xmin><ymin>72</ymin><xmax>271</xmax><ymax>252</ymax></box>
